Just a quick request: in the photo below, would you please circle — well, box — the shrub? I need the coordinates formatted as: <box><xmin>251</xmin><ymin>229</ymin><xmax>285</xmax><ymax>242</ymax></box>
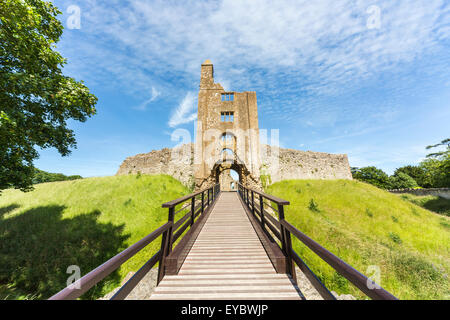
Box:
<box><xmin>389</xmin><ymin>172</ymin><xmax>419</xmax><ymax>189</ymax></box>
<box><xmin>389</xmin><ymin>232</ymin><xmax>402</xmax><ymax>244</ymax></box>
<box><xmin>32</xmin><ymin>168</ymin><xmax>82</xmax><ymax>184</ymax></box>
<box><xmin>309</xmin><ymin>199</ymin><xmax>320</xmax><ymax>212</ymax></box>
<box><xmin>394</xmin><ymin>165</ymin><xmax>428</xmax><ymax>188</ymax></box>
<box><xmin>352</xmin><ymin>166</ymin><xmax>391</xmax><ymax>189</ymax></box>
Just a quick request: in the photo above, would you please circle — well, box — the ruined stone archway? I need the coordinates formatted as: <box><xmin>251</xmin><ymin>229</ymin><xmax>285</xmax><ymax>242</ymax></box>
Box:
<box><xmin>218</xmin><ymin>168</ymin><xmax>239</xmax><ymax>192</ymax></box>
<box><xmin>211</xmin><ymin>155</ymin><xmax>260</xmax><ymax>191</ymax></box>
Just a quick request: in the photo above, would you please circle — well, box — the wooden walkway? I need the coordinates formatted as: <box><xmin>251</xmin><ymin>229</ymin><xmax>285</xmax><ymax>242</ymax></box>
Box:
<box><xmin>150</xmin><ymin>192</ymin><xmax>302</xmax><ymax>300</ymax></box>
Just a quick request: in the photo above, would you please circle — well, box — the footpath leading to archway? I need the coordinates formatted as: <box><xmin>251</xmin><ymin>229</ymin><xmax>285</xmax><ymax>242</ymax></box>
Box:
<box><xmin>149</xmin><ymin>192</ymin><xmax>303</xmax><ymax>300</ymax></box>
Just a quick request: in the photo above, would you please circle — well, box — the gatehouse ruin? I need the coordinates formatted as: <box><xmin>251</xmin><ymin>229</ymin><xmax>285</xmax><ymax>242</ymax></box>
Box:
<box><xmin>116</xmin><ymin>60</ymin><xmax>353</xmax><ymax>190</ymax></box>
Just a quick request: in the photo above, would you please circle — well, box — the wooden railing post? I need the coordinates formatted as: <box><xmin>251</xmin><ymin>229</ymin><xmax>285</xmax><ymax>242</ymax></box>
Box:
<box><xmin>157</xmin><ymin>206</ymin><xmax>174</xmax><ymax>284</ymax></box>
<box><xmin>260</xmin><ymin>195</ymin><xmax>265</xmax><ymax>230</ymax></box>
<box><xmin>201</xmin><ymin>191</ymin><xmax>204</xmax><ymax>214</ymax></box>
<box><xmin>191</xmin><ymin>197</ymin><xmax>195</xmax><ymax>226</ymax></box>
<box><xmin>278</xmin><ymin>204</ymin><xmax>297</xmax><ymax>283</ymax></box>
<box><xmin>251</xmin><ymin>191</ymin><xmax>255</xmax><ymax>216</ymax></box>
<box><xmin>167</xmin><ymin>207</ymin><xmax>175</xmax><ymax>253</ymax></box>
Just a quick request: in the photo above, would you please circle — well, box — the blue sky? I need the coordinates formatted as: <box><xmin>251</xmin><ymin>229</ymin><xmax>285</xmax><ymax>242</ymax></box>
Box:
<box><xmin>36</xmin><ymin>0</ymin><xmax>450</xmax><ymax>177</ymax></box>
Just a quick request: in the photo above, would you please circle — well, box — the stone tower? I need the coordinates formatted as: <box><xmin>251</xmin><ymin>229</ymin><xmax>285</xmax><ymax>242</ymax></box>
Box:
<box><xmin>194</xmin><ymin>60</ymin><xmax>262</xmax><ymax>190</ymax></box>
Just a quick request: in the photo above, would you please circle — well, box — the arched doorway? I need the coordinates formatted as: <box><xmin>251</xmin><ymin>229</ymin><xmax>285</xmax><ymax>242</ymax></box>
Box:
<box><xmin>218</xmin><ymin>168</ymin><xmax>239</xmax><ymax>192</ymax></box>
<box><xmin>212</xmin><ymin>157</ymin><xmax>249</xmax><ymax>192</ymax></box>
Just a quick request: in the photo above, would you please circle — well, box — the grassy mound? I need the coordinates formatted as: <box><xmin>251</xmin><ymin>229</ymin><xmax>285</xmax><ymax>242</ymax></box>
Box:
<box><xmin>0</xmin><ymin>174</ymin><xmax>190</xmax><ymax>300</ymax></box>
<box><xmin>266</xmin><ymin>180</ymin><xmax>450</xmax><ymax>300</ymax></box>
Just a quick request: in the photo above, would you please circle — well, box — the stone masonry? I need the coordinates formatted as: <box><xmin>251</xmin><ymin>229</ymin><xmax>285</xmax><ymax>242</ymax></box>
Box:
<box><xmin>116</xmin><ymin>61</ymin><xmax>353</xmax><ymax>188</ymax></box>
<box><xmin>116</xmin><ymin>144</ymin><xmax>195</xmax><ymax>188</ymax></box>
<box><xmin>194</xmin><ymin>59</ymin><xmax>261</xmax><ymax>191</ymax></box>
<box><xmin>261</xmin><ymin>145</ymin><xmax>353</xmax><ymax>184</ymax></box>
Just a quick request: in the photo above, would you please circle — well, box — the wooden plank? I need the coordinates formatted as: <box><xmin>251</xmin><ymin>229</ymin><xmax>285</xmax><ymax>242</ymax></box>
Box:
<box><xmin>151</xmin><ymin>192</ymin><xmax>302</xmax><ymax>300</ymax></box>
<box><xmin>150</xmin><ymin>292</ymin><xmax>301</xmax><ymax>300</ymax></box>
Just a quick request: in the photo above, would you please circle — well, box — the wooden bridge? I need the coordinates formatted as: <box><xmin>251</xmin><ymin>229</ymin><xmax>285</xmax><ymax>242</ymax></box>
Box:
<box><xmin>50</xmin><ymin>184</ymin><xmax>397</xmax><ymax>300</ymax></box>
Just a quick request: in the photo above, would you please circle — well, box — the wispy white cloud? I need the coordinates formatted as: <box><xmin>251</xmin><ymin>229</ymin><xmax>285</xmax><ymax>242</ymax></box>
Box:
<box><xmin>54</xmin><ymin>0</ymin><xmax>450</xmax><ymax>125</ymax></box>
<box><xmin>168</xmin><ymin>92</ymin><xmax>197</xmax><ymax>128</ymax></box>
<box><xmin>134</xmin><ymin>86</ymin><xmax>161</xmax><ymax>111</ymax></box>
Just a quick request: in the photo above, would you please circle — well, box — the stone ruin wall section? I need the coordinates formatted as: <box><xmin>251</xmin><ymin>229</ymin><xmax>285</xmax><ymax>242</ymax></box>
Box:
<box><xmin>116</xmin><ymin>143</ymin><xmax>353</xmax><ymax>189</ymax></box>
<box><xmin>261</xmin><ymin>145</ymin><xmax>353</xmax><ymax>183</ymax></box>
<box><xmin>116</xmin><ymin>144</ymin><xmax>195</xmax><ymax>187</ymax></box>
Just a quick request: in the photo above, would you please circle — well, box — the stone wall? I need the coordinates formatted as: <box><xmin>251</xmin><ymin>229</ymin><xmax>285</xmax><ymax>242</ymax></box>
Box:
<box><xmin>388</xmin><ymin>188</ymin><xmax>450</xmax><ymax>200</ymax></box>
<box><xmin>116</xmin><ymin>144</ymin><xmax>195</xmax><ymax>188</ymax></box>
<box><xmin>194</xmin><ymin>60</ymin><xmax>261</xmax><ymax>190</ymax></box>
<box><xmin>261</xmin><ymin>145</ymin><xmax>353</xmax><ymax>184</ymax></box>
<box><xmin>116</xmin><ymin>143</ymin><xmax>353</xmax><ymax>188</ymax></box>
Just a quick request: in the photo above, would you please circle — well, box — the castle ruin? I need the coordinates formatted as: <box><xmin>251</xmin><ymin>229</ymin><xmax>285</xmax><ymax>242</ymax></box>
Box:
<box><xmin>116</xmin><ymin>60</ymin><xmax>353</xmax><ymax>189</ymax></box>
<box><xmin>194</xmin><ymin>60</ymin><xmax>262</xmax><ymax>190</ymax></box>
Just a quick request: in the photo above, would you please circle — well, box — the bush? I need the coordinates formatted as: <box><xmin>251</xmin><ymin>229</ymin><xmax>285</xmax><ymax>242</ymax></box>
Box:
<box><xmin>389</xmin><ymin>232</ymin><xmax>402</xmax><ymax>244</ymax></box>
<box><xmin>308</xmin><ymin>199</ymin><xmax>320</xmax><ymax>212</ymax></box>
<box><xmin>32</xmin><ymin>169</ymin><xmax>82</xmax><ymax>184</ymax></box>
<box><xmin>395</xmin><ymin>165</ymin><xmax>427</xmax><ymax>187</ymax></box>
<box><xmin>352</xmin><ymin>166</ymin><xmax>391</xmax><ymax>189</ymax></box>
<box><xmin>388</xmin><ymin>172</ymin><xmax>419</xmax><ymax>189</ymax></box>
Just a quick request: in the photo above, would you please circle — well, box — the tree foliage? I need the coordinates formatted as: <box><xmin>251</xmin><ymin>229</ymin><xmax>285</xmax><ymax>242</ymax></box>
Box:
<box><xmin>394</xmin><ymin>165</ymin><xmax>429</xmax><ymax>188</ymax></box>
<box><xmin>32</xmin><ymin>168</ymin><xmax>82</xmax><ymax>184</ymax></box>
<box><xmin>353</xmin><ymin>138</ymin><xmax>450</xmax><ymax>189</ymax></box>
<box><xmin>0</xmin><ymin>0</ymin><xmax>97</xmax><ymax>192</ymax></box>
<box><xmin>388</xmin><ymin>172</ymin><xmax>418</xmax><ymax>189</ymax></box>
<box><xmin>426</xmin><ymin>138</ymin><xmax>450</xmax><ymax>159</ymax></box>
<box><xmin>351</xmin><ymin>166</ymin><xmax>391</xmax><ymax>189</ymax></box>
<box><xmin>424</xmin><ymin>138</ymin><xmax>450</xmax><ymax>188</ymax></box>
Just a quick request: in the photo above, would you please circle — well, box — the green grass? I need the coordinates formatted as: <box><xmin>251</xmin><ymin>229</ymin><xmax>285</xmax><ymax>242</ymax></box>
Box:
<box><xmin>0</xmin><ymin>174</ymin><xmax>190</xmax><ymax>300</ymax></box>
<box><xmin>266</xmin><ymin>180</ymin><xmax>450</xmax><ymax>300</ymax></box>
<box><xmin>397</xmin><ymin>193</ymin><xmax>450</xmax><ymax>217</ymax></box>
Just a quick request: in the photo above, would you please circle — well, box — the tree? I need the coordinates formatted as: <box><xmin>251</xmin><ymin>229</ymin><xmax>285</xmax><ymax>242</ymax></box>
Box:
<box><xmin>0</xmin><ymin>0</ymin><xmax>97</xmax><ymax>192</ymax></box>
<box><xmin>32</xmin><ymin>168</ymin><xmax>82</xmax><ymax>184</ymax></box>
<box><xmin>351</xmin><ymin>166</ymin><xmax>391</xmax><ymax>189</ymax></box>
<box><xmin>394</xmin><ymin>165</ymin><xmax>427</xmax><ymax>187</ymax></box>
<box><xmin>426</xmin><ymin>138</ymin><xmax>450</xmax><ymax>159</ymax></box>
<box><xmin>422</xmin><ymin>138</ymin><xmax>450</xmax><ymax>188</ymax></box>
<box><xmin>388</xmin><ymin>172</ymin><xmax>419</xmax><ymax>189</ymax></box>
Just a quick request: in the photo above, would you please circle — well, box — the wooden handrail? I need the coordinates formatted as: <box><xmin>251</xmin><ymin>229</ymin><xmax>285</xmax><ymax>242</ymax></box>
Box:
<box><xmin>237</xmin><ymin>183</ymin><xmax>398</xmax><ymax>300</ymax></box>
<box><xmin>162</xmin><ymin>184</ymin><xmax>219</xmax><ymax>208</ymax></box>
<box><xmin>49</xmin><ymin>222</ymin><xmax>171</xmax><ymax>300</ymax></box>
<box><xmin>50</xmin><ymin>184</ymin><xmax>221</xmax><ymax>300</ymax></box>
<box><xmin>281</xmin><ymin>220</ymin><xmax>397</xmax><ymax>300</ymax></box>
<box><xmin>237</xmin><ymin>182</ymin><xmax>289</xmax><ymax>205</ymax></box>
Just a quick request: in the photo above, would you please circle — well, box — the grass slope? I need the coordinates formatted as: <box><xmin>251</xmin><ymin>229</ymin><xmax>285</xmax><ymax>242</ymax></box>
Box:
<box><xmin>266</xmin><ymin>180</ymin><xmax>450</xmax><ymax>300</ymax></box>
<box><xmin>0</xmin><ymin>174</ymin><xmax>190</xmax><ymax>300</ymax></box>
<box><xmin>397</xmin><ymin>193</ymin><xmax>450</xmax><ymax>217</ymax></box>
